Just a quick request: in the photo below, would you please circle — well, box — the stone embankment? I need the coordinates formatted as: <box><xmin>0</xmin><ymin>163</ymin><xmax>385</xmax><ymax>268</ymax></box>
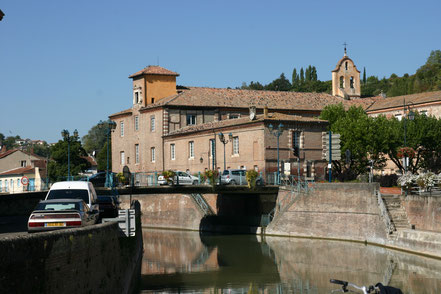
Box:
<box><xmin>0</xmin><ymin>201</ymin><xmax>143</xmax><ymax>294</ymax></box>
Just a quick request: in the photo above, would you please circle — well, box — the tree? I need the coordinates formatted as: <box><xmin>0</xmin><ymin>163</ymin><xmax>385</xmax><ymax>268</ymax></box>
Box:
<box><xmin>426</xmin><ymin>50</ymin><xmax>441</xmax><ymax>65</ymax></box>
<box><xmin>48</xmin><ymin>139</ymin><xmax>90</xmax><ymax>181</ymax></box>
<box><xmin>82</xmin><ymin>122</ymin><xmax>108</xmax><ymax>154</ymax></box>
<box><xmin>363</xmin><ymin>67</ymin><xmax>366</xmax><ymax>84</ymax></box>
<box><xmin>300</xmin><ymin>68</ymin><xmax>304</xmax><ymax>83</ymax></box>
<box><xmin>265</xmin><ymin>73</ymin><xmax>291</xmax><ymax>91</ymax></box>
<box><xmin>96</xmin><ymin>141</ymin><xmax>112</xmax><ymax>171</ymax></box>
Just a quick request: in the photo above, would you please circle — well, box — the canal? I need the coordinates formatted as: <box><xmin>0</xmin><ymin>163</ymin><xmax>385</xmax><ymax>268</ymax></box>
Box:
<box><xmin>139</xmin><ymin>229</ymin><xmax>441</xmax><ymax>293</ymax></box>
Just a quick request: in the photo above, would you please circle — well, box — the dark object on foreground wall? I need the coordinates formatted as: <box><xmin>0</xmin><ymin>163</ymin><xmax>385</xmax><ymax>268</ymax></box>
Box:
<box><xmin>0</xmin><ymin>9</ymin><xmax>4</xmax><ymax>21</ymax></box>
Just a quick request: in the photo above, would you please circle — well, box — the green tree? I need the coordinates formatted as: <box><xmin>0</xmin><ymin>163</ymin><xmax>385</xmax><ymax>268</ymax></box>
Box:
<box><xmin>265</xmin><ymin>73</ymin><xmax>291</xmax><ymax>91</ymax></box>
<box><xmin>82</xmin><ymin>122</ymin><xmax>108</xmax><ymax>154</ymax></box>
<box><xmin>96</xmin><ymin>141</ymin><xmax>112</xmax><ymax>171</ymax></box>
<box><xmin>300</xmin><ymin>68</ymin><xmax>304</xmax><ymax>83</ymax></box>
<box><xmin>48</xmin><ymin>139</ymin><xmax>90</xmax><ymax>181</ymax></box>
<box><xmin>426</xmin><ymin>50</ymin><xmax>441</xmax><ymax>65</ymax></box>
<box><xmin>363</xmin><ymin>67</ymin><xmax>366</xmax><ymax>84</ymax></box>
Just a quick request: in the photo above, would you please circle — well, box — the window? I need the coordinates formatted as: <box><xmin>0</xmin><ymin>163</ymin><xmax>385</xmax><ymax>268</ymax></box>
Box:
<box><xmin>187</xmin><ymin>114</ymin><xmax>196</xmax><ymax>126</ymax></box>
<box><xmin>135</xmin><ymin>116</ymin><xmax>139</xmax><ymax>131</ymax></box>
<box><xmin>135</xmin><ymin>144</ymin><xmax>139</xmax><ymax>164</ymax></box>
<box><xmin>229</xmin><ymin>113</ymin><xmax>240</xmax><ymax>119</ymax></box>
<box><xmin>120</xmin><ymin>151</ymin><xmax>125</xmax><ymax>165</ymax></box>
<box><xmin>20</xmin><ymin>160</ymin><xmax>26</xmax><ymax>167</ymax></box>
<box><xmin>339</xmin><ymin>76</ymin><xmax>344</xmax><ymax>88</ymax></box>
<box><xmin>171</xmin><ymin>144</ymin><xmax>175</xmax><ymax>160</ymax></box>
<box><xmin>189</xmin><ymin>141</ymin><xmax>194</xmax><ymax>159</ymax></box>
<box><xmin>233</xmin><ymin>137</ymin><xmax>239</xmax><ymax>155</ymax></box>
<box><xmin>17</xmin><ymin>179</ymin><xmax>20</xmax><ymax>187</ymax></box>
<box><xmin>150</xmin><ymin>116</ymin><xmax>155</xmax><ymax>132</ymax></box>
<box><xmin>151</xmin><ymin>97</ymin><xmax>155</xmax><ymax>104</ymax></box>
<box><xmin>120</xmin><ymin>121</ymin><xmax>124</xmax><ymax>137</ymax></box>
<box><xmin>345</xmin><ymin>61</ymin><xmax>348</xmax><ymax>70</ymax></box>
<box><xmin>151</xmin><ymin>147</ymin><xmax>156</xmax><ymax>162</ymax></box>
<box><xmin>135</xmin><ymin>92</ymin><xmax>139</xmax><ymax>104</ymax></box>
<box><xmin>5</xmin><ymin>180</ymin><xmax>8</xmax><ymax>192</ymax></box>
<box><xmin>0</xmin><ymin>180</ymin><xmax>2</xmax><ymax>192</ymax></box>
<box><xmin>209</xmin><ymin>139</ymin><xmax>215</xmax><ymax>158</ymax></box>
<box><xmin>350</xmin><ymin>76</ymin><xmax>354</xmax><ymax>88</ymax></box>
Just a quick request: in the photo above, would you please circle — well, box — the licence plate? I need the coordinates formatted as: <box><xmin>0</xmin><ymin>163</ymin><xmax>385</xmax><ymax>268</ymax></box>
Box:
<box><xmin>45</xmin><ymin>222</ymin><xmax>65</xmax><ymax>227</ymax></box>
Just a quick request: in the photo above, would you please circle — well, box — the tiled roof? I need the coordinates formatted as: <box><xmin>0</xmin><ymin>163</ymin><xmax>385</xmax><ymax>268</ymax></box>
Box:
<box><xmin>366</xmin><ymin>91</ymin><xmax>441</xmax><ymax>112</ymax></box>
<box><xmin>0</xmin><ymin>149</ymin><xmax>17</xmax><ymax>159</ymax></box>
<box><xmin>141</xmin><ymin>87</ymin><xmax>377</xmax><ymax>111</ymax></box>
<box><xmin>109</xmin><ymin>108</ymin><xmax>132</xmax><ymax>118</ymax></box>
<box><xmin>0</xmin><ymin>149</ymin><xmax>45</xmax><ymax>160</ymax></box>
<box><xmin>166</xmin><ymin>112</ymin><xmax>327</xmax><ymax>137</ymax></box>
<box><xmin>0</xmin><ymin>166</ymin><xmax>34</xmax><ymax>176</ymax></box>
<box><xmin>129</xmin><ymin>65</ymin><xmax>180</xmax><ymax>78</ymax></box>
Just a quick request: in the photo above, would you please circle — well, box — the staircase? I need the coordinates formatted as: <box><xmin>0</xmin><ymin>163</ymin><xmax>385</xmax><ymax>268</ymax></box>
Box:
<box><xmin>381</xmin><ymin>194</ymin><xmax>410</xmax><ymax>238</ymax></box>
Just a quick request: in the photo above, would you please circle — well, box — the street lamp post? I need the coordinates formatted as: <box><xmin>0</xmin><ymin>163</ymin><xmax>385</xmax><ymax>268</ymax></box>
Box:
<box><xmin>268</xmin><ymin>123</ymin><xmax>284</xmax><ymax>185</ymax></box>
<box><xmin>403</xmin><ymin>99</ymin><xmax>415</xmax><ymax>173</ymax></box>
<box><xmin>98</xmin><ymin>120</ymin><xmax>117</xmax><ymax>187</ymax></box>
<box><xmin>218</xmin><ymin>132</ymin><xmax>233</xmax><ymax>171</ymax></box>
<box><xmin>61</xmin><ymin>129</ymin><xmax>79</xmax><ymax>181</ymax></box>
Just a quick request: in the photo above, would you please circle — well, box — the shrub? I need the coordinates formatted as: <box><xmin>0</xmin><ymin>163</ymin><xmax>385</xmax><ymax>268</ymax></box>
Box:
<box><xmin>204</xmin><ymin>170</ymin><xmax>219</xmax><ymax>187</ymax></box>
<box><xmin>162</xmin><ymin>170</ymin><xmax>176</xmax><ymax>184</ymax></box>
<box><xmin>246</xmin><ymin>170</ymin><xmax>258</xmax><ymax>189</ymax></box>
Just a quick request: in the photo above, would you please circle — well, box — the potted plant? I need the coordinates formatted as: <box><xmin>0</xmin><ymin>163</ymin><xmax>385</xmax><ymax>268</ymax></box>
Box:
<box><xmin>204</xmin><ymin>170</ymin><xmax>219</xmax><ymax>188</ymax></box>
<box><xmin>246</xmin><ymin>170</ymin><xmax>258</xmax><ymax>189</ymax></box>
<box><xmin>162</xmin><ymin>170</ymin><xmax>176</xmax><ymax>185</ymax></box>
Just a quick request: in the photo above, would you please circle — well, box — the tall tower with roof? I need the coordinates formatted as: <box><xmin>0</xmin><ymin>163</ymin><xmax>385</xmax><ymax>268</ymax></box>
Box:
<box><xmin>332</xmin><ymin>44</ymin><xmax>361</xmax><ymax>99</ymax></box>
<box><xmin>129</xmin><ymin>65</ymin><xmax>179</xmax><ymax>107</ymax></box>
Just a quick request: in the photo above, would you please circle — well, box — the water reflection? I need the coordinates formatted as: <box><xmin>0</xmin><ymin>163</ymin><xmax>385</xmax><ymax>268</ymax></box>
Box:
<box><xmin>140</xmin><ymin>229</ymin><xmax>441</xmax><ymax>293</ymax></box>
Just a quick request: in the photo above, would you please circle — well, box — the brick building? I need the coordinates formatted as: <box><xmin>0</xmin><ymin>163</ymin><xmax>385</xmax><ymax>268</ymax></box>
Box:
<box><xmin>110</xmin><ymin>58</ymin><xmax>373</xmax><ymax>181</ymax></box>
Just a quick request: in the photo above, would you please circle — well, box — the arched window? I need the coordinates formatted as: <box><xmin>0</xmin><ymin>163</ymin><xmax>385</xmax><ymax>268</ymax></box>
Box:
<box><xmin>350</xmin><ymin>76</ymin><xmax>354</xmax><ymax>88</ymax></box>
<box><xmin>340</xmin><ymin>76</ymin><xmax>344</xmax><ymax>88</ymax></box>
<box><xmin>345</xmin><ymin>62</ymin><xmax>348</xmax><ymax>70</ymax></box>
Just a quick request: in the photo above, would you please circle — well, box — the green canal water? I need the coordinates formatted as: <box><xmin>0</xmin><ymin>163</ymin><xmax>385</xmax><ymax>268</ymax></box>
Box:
<box><xmin>139</xmin><ymin>229</ymin><xmax>441</xmax><ymax>293</ymax></box>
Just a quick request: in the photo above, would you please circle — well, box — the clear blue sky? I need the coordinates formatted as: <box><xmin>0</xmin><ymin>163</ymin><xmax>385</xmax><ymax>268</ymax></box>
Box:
<box><xmin>1</xmin><ymin>0</ymin><xmax>440</xmax><ymax>143</ymax></box>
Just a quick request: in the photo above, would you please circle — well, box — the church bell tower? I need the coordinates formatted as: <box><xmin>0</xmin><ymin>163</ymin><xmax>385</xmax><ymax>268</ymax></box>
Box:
<box><xmin>332</xmin><ymin>44</ymin><xmax>361</xmax><ymax>99</ymax></box>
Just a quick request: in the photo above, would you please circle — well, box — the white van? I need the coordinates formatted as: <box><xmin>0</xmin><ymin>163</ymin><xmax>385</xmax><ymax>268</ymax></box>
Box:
<box><xmin>45</xmin><ymin>181</ymin><xmax>98</xmax><ymax>209</ymax></box>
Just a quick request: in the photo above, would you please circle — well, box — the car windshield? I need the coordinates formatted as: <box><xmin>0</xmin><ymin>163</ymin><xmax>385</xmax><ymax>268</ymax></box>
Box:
<box><xmin>47</xmin><ymin>189</ymin><xmax>89</xmax><ymax>203</ymax></box>
<box><xmin>36</xmin><ymin>202</ymin><xmax>80</xmax><ymax>211</ymax></box>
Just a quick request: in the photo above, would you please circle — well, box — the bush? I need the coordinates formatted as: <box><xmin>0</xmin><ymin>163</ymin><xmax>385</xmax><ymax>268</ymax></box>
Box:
<box><xmin>246</xmin><ymin>170</ymin><xmax>258</xmax><ymax>189</ymax></box>
<box><xmin>204</xmin><ymin>170</ymin><xmax>219</xmax><ymax>187</ymax></box>
<box><xmin>162</xmin><ymin>170</ymin><xmax>176</xmax><ymax>184</ymax></box>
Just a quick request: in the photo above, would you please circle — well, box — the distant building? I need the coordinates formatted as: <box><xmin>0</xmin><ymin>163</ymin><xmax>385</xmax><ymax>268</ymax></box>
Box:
<box><xmin>0</xmin><ymin>149</ymin><xmax>47</xmax><ymax>193</ymax></box>
<box><xmin>110</xmin><ymin>58</ymin><xmax>373</xmax><ymax>180</ymax></box>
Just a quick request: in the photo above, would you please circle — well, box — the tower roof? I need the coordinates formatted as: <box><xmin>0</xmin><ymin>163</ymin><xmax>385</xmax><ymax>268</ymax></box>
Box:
<box><xmin>129</xmin><ymin>65</ymin><xmax>180</xmax><ymax>79</ymax></box>
<box><xmin>332</xmin><ymin>55</ymin><xmax>360</xmax><ymax>73</ymax></box>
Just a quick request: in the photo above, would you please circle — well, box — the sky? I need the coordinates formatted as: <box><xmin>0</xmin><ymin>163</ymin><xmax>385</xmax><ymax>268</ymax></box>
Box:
<box><xmin>1</xmin><ymin>0</ymin><xmax>440</xmax><ymax>143</ymax></box>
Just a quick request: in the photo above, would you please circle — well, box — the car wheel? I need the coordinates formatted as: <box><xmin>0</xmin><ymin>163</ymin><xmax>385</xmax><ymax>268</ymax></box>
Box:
<box><xmin>230</xmin><ymin>180</ymin><xmax>236</xmax><ymax>185</ymax></box>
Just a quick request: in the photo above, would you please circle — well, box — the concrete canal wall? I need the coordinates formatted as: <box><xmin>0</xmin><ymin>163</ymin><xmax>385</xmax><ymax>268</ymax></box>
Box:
<box><xmin>0</xmin><ymin>202</ymin><xmax>143</xmax><ymax>294</ymax></box>
<box><xmin>266</xmin><ymin>183</ymin><xmax>388</xmax><ymax>244</ymax></box>
<box><xmin>403</xmin><ymin>195</ymin><xmax>441</xmax><ymax>232</ymax></box>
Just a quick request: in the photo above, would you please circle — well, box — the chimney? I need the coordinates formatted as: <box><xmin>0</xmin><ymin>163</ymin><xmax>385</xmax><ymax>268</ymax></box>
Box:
<box><xmin>249</xmin><ymin>106</ymin><xmax>256</xmax><ymax>120</ymax></box>
<box><xmin>264</xmin><ymin>106</ymin><xmax>269</xmax><ymax>118</ymax></box>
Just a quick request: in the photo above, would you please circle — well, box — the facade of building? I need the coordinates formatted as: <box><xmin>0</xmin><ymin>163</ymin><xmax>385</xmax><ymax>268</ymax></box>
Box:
<box><xmin>110</xmin><ymin>59</ymin><xmax>373</xmax><ymax>181</ymax></box>
<box><xmin>0</xmin><ymin>149</ymin><xmax>47</xmax><ymax>193</ymax></box>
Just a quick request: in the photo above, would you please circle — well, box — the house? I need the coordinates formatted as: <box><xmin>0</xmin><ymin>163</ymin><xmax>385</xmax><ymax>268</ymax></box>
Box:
<box><xmin>0</xmin><ymin>149</ymin><xmax>47</xmax><ymax>193</ymax></box>
<box><xmin>110</xmin><ymin>52</ymin><xmax>374</xmax><ymax>180</ymax></box>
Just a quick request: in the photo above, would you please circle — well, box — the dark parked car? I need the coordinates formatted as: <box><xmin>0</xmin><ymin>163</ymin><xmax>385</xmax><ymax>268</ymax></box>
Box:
<box><xmin>82</xmin><ymin>172</ymin><xmax>115</xmax><ymax>187</ymax></box>
<box><xmin>96</xmin><ymin>195</ymin><xmax>119</xmax><ymax>218</ymax></box>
